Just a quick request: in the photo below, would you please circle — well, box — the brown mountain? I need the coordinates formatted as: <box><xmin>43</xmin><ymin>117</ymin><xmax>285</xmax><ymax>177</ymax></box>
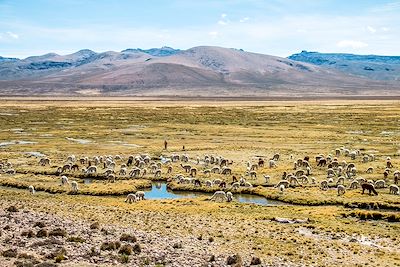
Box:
<box><xmin>0</xmin><ymin>46</ymin><xmax>399</xmax><ymax>97</ymax></box>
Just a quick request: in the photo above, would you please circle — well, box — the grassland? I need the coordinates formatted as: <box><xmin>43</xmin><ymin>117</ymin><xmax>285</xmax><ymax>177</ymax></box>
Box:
<box><xmin>0</xmin><ymin>99</ymin><xmax>399</xmax><ymax>266</ymax></box>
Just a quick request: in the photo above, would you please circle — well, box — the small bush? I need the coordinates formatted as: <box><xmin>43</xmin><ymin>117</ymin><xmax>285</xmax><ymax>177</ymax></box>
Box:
<box><xmin>119</xmin><ymin>244</ymin><xmax>133</xmax><ymax>255</ymax></box>
<box><xmin>100</xmin><ymin>241</ymin><xmax>121</xmax><ymax>251</ymax></box>
<box><xmin>90</xmin><ymin>222</ymin><xmax>100</xmax><ymax>230</ymax></box>
<box><xmin>21</xmin><ymin>230</ymin><xmax>35</xmax><ymax>238</ymax></box>
<box><xmin>6</xmin><ymin>205</ymin><xmax>18</xmax><ymax>212</ymax></box>
<box><xmin>120</xmin><ymin>233</ymin><xmax>137</xmax><ymax>243</ymax></box>
<box><xmin>250</xmin><ymin>256</ymin><xmax>262</xmax><ymax>265</ymax></box>
<box><xmin>227</xmin><ymin>254</ymin><xmax>242</xmax><ymax>265</ymax></box>
<box><xmin>49</xmin><ymin>228</ymin><xmax>67</xmax><ymax>237</ymax></box>
<box><xmin>33</xmin><ymin>221</ymin><xmax>46</xmax><ymax>228</ymax></box>
<box><xmin>132</xmin><ymin>243</ymin><xmax>141</xmax><ymax>254</ymax></box>
<box><xmin>2</xmin><ymin>248</ymin><xmax>18</xmax><ymax>258</ymax></box>
<box><xmin>172</xmin><ymin>243</ymin><xmax>182</xmax><ymax>249</ymax></box>
<box><xmin>67</xmin><ymin>236</ymin><xmax>85</xmax><ymax>243</ymax></box>
<box><xmin>36</xmin><ymin>229</ymin><xmax>49</xmax><ymax>238</ymax></box>
<box><xmin>119</xmin><ymin>254</ymin><xmax>130</xmax><ymax>263</ymax></box>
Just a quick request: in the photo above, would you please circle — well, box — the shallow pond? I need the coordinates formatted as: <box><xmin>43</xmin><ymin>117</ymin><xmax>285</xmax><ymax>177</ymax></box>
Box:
<box><xmin>144</xmin><ymin>182</ymin><xmax>286</xmax><ymax>205</ymax></box>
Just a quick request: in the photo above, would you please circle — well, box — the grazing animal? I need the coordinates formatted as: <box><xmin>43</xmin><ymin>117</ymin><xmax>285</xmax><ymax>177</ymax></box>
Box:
<box><xmin>387</xmin><ymin>160</ymin><xmax>393</xmax><ymax>168</ymax></box>
<box><xmin>221</xmin><ymin>167</ymin><xmax>232</xmax><ymax>175</ymax></box>
<box><xmin>337</xmin><ymin>185</ymin><xmax>346</xmax><ymax>196</ymax></box>
<box><xmin>135</xmin><ymin>191</ymin><xmax>145</xmax><ymax>200</ymax></box>
<box><xmin>258</xmin><ymin>158</ymin><xmax>264</xmax><ymax>167</ymax></box>
<box><xmin>349</xmin><ymin>180</ymin><xmax>359</xmax><ymax>189</ymax></box>
<box><xmin>210</xmin><ymin>191</ymin><xmax>228</xmax><ymax>202</ymax></box>
<box><xmin>263</xmin><ymin>175</ymin><xmax>270</xmax><ymax>184</ymax></box>
<box><xmin>167</xmin><ymin>166</ymin><xmax>173</xmax><ymax>174</ymax></box>
<box><xmin>5</xmin><ymin>169</ymin><xmax>16</xmax><ymax>175</ymax></box>
<box><xmin>28</xmin><ymin>185</ymin><xmax>35</xmax><ymax>194</ymax></box>
<box><xmin>61</xmin><ymin>175</ymin><xmax>69</xmax><ymax>185</ymax></box>
<box><xmin>269</xmin><ymin>160</ymin><xmax>277</xmax><ymax>168</ymax></box>
<box><xmin>272</xmin><ymin>153</ymin><xmax>280</xmax><ymax>161</ymax></box>
<box><xmin>226</xmin><ymin>192</ymin><xmax>233</xmax><ymax>202</ymax></box>
<box><xmin>125</xmin><ymin>193</ymin><xmax>137</xmax><ymax>203</ymax></box>
<box><xmin>86</xmin><ymin>166</ymin><xmax>97</xmax><ymax>174</ymax></box>
<box><xmin>362</xmin><ymin>183</ymin><xmax>378</xmax><ymax>195</ymax></box>
<box><xmin>279</xmin><ymin>184</ymin><xmax>285</xmax><ymax>194</ymax></box>
<box><xmin>107</xmin><ymin>174</ymin><xmax>116</xmax><ymax>183</ymax></box>
<box><xmin>230</xmin><ymin>182</ymin><xmax>240</xmax><ymax>190</ymax></box>
<box><xmin>320</xmin><ymin>180</ymin><xmax>329</xmax><ymax>191</ymax></box>
<box><xmin>275</xmin><ymin>180</ymin><xmax>290</xmax><ymax>189</ymax></box>
<box><xmin>317</xmin><ymin>158</ymin><xmax>327</xmax><ymax>167</ymax></box>
<box><xmin>374</xmin><ymin>180</ymin><xmax>386</xmax><ymax>189</ymax></box>
<box><xmin>71</xmin><ymin>181</ymin><xmax>79</xmax><ymax>193</ymax></box>
<box><xmin>194</xmin><ymin>179</ymin><xmax>201</xmax><ymax>187</ymax></box>
<box><xmin>39</xmin><ymin>158</ymin><xmax>50</xmax><ymax>166</ymax></box>
<box><xmin>389</xmin><ymin>184</ymin><xmax>399</xmax><ymax>195</ymax></box>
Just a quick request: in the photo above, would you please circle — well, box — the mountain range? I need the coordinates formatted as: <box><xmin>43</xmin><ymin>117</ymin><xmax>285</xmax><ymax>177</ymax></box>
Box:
<box><xmin>0</xmin><ymin>46</ymin><xmax>399</xmax><ymax>97</ymax></box>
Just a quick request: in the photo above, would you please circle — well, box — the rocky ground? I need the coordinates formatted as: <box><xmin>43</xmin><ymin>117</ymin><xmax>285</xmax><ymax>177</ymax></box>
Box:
<box><xmin>0</xmin><ymin>205</ymin><xmax>265</xmax><ymax>267</ymax></box>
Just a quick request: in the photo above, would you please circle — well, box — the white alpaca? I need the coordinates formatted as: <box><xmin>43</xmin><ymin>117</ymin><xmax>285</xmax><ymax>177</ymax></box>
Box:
<box><xmin>28</xmin><ymin>185</ymin><xmax>35</xmax><ymax>194</ymax></box>
<box><xmin>71</xmin><ymin>181</ymin><xmax>79</xmax><ymax>193</ymax></box>
<box><xmin>210</xmin><ymin>191</ymin><xmax>227</xmax><ymax>202</ymax></box>
<box><xmin>389</xmin><ymin>184</ymin><xmax>399</xmax><ymax>195</ymax></box>
<box><xmin>135</xmin><ymin>191</ymin><xmax>145</xmax><ymax>200</ymax></box>
<box><xmin>374</xmin><ymin>180</ymin><xmax>386</xmax><ymax>189</ymax></box>
<box><xmin>337</xmin><ymin>185</ymin><xmax>346</xmax><ymax>196</ymax></box>
<box><xmin>226</xmin><ymin>192</ymin><xmax>233</xmax><ymax>202</ymax></box>
<box><xmin>279</xmin><ymin>184</ymin><xmax>285</xmax><ymax>194</ymax></box>
<box><xmin>61</xmin><ymin>175</ymin><xmax>69</xmax><ymax>185</ymax></box>
<box><xmin>125</xmin><ymin>193</ymin><xmax>137</xmax><ymax>203</ymax></box>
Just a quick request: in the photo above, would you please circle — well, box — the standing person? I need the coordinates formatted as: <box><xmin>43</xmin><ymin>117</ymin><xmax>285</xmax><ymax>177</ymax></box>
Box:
<box><xmin>164</xmin><ymin>140</ymin><xmax>168</xmax><ymax>150</ymax></box>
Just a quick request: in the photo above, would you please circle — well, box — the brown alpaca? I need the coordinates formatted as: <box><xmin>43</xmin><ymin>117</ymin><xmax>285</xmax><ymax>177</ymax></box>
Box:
<box><xmin>362</xmin><ymin>183</ymin><xmax>378</xmax><ymax>195</ymax></box>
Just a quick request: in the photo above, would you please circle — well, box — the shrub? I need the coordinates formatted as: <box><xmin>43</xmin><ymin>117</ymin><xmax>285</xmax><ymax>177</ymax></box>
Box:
<box><xmin>67</xmin><ymin>236</ymin><xmax>85</xmax><ymax>243</ymax></box>
<box><xmin>119</xmin><ymin>244</ymin><xmax>133</xmax><ymax>255</ymax></box>
<box><xmin>21</xmin><ymin>230</ymin><xmax>35</xmax><ymax>238</ymax></box>
<box><xmin>33</xmin><ymin>221</ymin><xmax>46</xmax><ymax>228</ymax></box>
<box><xmin>49</xmin><ymin>228</ymin><xmax>67</xmax><ymax>237</ymax></box>
<box><xmin>120</xmin><ymin>233</ymin><xmax>137</xmax><ymax>243</ymax></box>
<box><xmin>36</xmin><ymin>229</ymin><xmax>49</xmax><ymax>238</ymax></box>
<box><xmin>6</xmin><ymin>205</ymin><xmax>18</xmax><ymax>212</ymax></box>
<box><xmin>2</xmin><ymin>248</ymin><xmax>18</xmax><ymax>258</ymax></box>
<box><xmin>90</xmin><ymin>222</ymin><xmax>100</xmax><ymax>230</ymax></box>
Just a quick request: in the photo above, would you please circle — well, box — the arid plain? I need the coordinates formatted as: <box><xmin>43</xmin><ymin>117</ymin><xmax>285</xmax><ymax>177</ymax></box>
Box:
<box><xmin>0</xmin><ymin>99</ymin><xmax>399</xmax><ymax>267</ymax></box>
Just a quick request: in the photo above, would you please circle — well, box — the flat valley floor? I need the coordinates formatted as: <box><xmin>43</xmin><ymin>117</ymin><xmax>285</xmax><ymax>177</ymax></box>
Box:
<box><xmin>0</xmin><ymin>99</ymin><xmax>399</xmax><ymax>267</ymax></box>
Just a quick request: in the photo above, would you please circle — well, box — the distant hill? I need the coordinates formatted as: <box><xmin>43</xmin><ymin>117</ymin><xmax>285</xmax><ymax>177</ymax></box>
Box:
<box><xmin>0</xmin><ymin>46</ymin><xmax>399</xmax><ymax>97</ymax></box>
<box><xmin>288</xmin><ymin>51</ymin><xmax>400</xmax><ymax>81</ymax></box>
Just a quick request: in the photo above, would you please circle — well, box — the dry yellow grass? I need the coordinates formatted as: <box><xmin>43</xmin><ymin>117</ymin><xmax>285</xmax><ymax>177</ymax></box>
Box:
<box><xmin>0</xmin><ymin>99</ymin><xmax>399</xmax><ymax>266</ymax></box>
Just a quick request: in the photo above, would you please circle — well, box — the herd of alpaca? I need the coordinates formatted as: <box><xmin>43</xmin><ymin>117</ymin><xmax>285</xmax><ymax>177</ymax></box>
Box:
<box><xmin>1</xmin><ymin>147</ymin><xmax>399</xmax><ymax>203</ymax></box>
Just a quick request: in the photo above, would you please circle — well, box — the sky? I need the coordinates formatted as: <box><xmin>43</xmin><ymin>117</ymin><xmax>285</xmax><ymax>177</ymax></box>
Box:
<box><xmin>0</xmin><ymin>0</ymin><xmax>399</xmax><ymax>58</ymax></box>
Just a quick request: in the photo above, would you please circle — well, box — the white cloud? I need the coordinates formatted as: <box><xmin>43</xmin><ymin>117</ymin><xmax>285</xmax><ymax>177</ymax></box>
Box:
<box><xmin>337</xmin><ymin>40</ymin><xmax>368</xmax><ymax>49</ymax></box>
<box><xmin>381</xmin><ymin>26</ymin><xmax>389</xmax><ymax>32</ymax></box>
<box><xmin>367</xmin><ymin>26</ymin><xmax>376</xmax><ymax>33</ymax></box>
<box><xmin>239</xmin><ymin>17</ymin><xmax>249</xmax><ymax>23</ymax></box>
<box><xmin>218</xmin><ymin>13</ymin><xmax>229</xmax><ymax>25</ymax></box>
<box><xmin>6</xmin><ymin>31</ymin><xmax>19</xmax><ymax>39</ymax></box>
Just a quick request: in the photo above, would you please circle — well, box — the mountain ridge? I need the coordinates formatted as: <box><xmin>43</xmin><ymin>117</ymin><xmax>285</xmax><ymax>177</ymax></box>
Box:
<box><xmin>1</xmin><ymin>46</ymin><xmax>399</xmax><ymax>97</ymax></box>
<box><xmin>288</xmin><ymin>51</ymin><xmax>400</xmax><ymax>81</ymax></box>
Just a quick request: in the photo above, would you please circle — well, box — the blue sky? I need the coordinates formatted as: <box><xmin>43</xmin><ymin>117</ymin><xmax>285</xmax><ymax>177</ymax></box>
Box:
<box><xmin>0</xmin><ymin>0</ymin><xmax>399</xmax><ymax>58</ymax></box>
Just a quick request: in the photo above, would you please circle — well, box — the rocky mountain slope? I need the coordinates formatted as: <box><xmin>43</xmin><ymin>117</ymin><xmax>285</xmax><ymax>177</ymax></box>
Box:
<box><xmin>0</xmin><ymin>46</ymin><xmax>399</xmax><ymax>97</ymax></box>
<box><xmin>288</xmin><ymin>51</ymin><xmax>400</xmax><ymax>81</ymax></box>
